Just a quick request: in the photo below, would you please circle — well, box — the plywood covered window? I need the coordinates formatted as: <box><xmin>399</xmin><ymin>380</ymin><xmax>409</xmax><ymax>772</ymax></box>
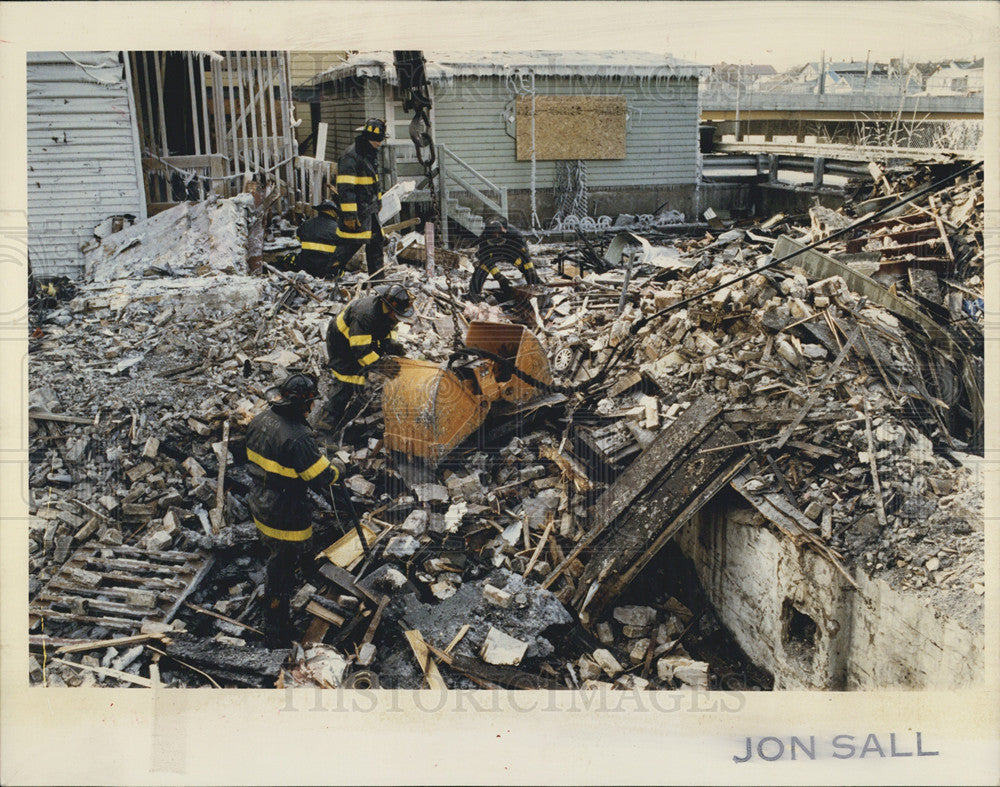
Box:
<box><xmin>515</xmin><ymin>95</ymin><xmax>626</xmax><ymax>161</ymax></box>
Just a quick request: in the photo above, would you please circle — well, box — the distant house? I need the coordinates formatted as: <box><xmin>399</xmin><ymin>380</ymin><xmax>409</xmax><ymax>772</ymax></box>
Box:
<box><xmin>907</xmin><ymin>62</ymin><xmax>940</xmax><ymax>91</ymax></box>
<box><xmin>27</xmin><ymin>52</ymin><xmax>147</xmax><ymax>279</ymax></box>
<box><xmin>795</xmin><ymin>63</ymin><xmax>852</xmax><ymax>94</ymax></box>
<box><xmin>295</xmin><ymin>50</ymin><xmax>708</xmax><ymax>240</ymax></box>
<box><xmin>710</xmin><ymin>63</ymin><xmax>777</xmax><ymax>85</ymax></box>
<box><xmin>926</xmin><ymin>60</ymin><xmax>985</xmax><ymax>95</ymax></box>
<box><xmin>288</xmin><ymin>51</ymin><xmax>348</xmax><ymax>151</ymax></box>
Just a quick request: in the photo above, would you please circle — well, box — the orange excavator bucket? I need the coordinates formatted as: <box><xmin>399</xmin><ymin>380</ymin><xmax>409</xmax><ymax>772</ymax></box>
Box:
<box><xmin>382</xmin><ymin>322</ymin><xmax>552</xmax><ymax>463</ymax></box>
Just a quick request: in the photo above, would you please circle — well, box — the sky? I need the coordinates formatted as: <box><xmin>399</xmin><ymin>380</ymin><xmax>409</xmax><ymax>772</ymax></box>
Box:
<box><xmin>652</xmin><ymin>2</ymin><xmax>996</xmax><ymax>68</ymax></box>
<box><xmin>489</xmin><ymin>1</ymin><xmax>999</xmax><ymax>70</ymax></box>
<box><xmin>0</xmin><ymin>1</ymin><xmax>995</xmax><ymax>71</ymax></box>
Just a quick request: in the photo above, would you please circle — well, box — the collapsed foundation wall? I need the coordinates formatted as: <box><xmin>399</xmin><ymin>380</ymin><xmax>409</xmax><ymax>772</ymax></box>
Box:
<box><xmin>674</xmin><ymin>502</ymin><xmax>983</xmax><ymax>690</ymax></box>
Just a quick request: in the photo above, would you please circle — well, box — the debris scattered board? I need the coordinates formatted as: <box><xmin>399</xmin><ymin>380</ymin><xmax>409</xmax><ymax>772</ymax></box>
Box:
<box><xmin>571</xmin><ymin>395</ymin><xmax>749</xmax><ymax>622</ymax></box>
<box><xmin>29</xmin><ymin>544</ymin><xmax>213</xmax><ymax>633</ymax></box>
<box><xmin>318</xmin><ymin>523</ymin><xmax>378</xmax><ymax>569</ymax></box>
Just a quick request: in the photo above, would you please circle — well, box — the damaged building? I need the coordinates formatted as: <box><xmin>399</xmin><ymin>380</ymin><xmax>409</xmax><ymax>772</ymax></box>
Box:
<box><xmin>25</xmin><ymin>50</ymin><xmax>985</xmax><ymax>693</ymax></box>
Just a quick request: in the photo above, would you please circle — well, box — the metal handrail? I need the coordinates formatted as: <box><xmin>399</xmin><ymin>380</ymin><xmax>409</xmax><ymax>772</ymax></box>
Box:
<box><xmin>437</xmin><ymin>143</ymin><xmax>507</xmax><ymax>217</ymax></box>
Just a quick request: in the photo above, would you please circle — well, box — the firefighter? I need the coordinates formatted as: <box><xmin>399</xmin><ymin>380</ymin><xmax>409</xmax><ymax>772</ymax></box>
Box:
<box><xmin>323</xmin><ymin>118</ymin><xmax>389</xmax><ymax>282</ymax></box>
<box><xmin>470</xmin><ymin>216</ymin><xmax>540</xmax><ymax>301</ymax></box>
<box><xmin>291</xmin><ymin>200</ymin><xmax>340</xmax><ymax>278</ymax></box>
<box><xmin>245</xmin><ymin>372</ymin><xmax>346</xmax><ymax>649</ymax></box>
<box><xmin>320</xmin><ymin>284</ymin><xmax>414</xmax><ymax>431</ymax></box>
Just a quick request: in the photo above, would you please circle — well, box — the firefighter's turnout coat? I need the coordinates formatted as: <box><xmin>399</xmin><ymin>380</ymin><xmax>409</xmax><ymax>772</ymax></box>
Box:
<box><xmin>335</xmin><ymin>138</ymin><xmax>382</xmax><ymax>241</ymax></box>
<box><xmin>246</xmin><ymin>402</ymin><xmax>341</xmax><ymax>541</ymax></box>
<box><xmin>326</xmin><ymin>295</ymin><xmax>398</xmax><ymax>386</ymax></box>
<box><xmin>294</xmin><ymin>207</ymin><xmax>340</xmax><ymax>277</ymax></box>
<box><xmin>471</xmin><ymin>225</ymin><xmax>540</xmax><ymax>296</ymax></box>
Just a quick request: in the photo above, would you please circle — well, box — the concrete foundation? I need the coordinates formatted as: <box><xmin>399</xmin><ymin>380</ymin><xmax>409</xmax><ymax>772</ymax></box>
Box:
<box><xmin>674</xmin><ymin>500</ymin><xmax>983</xmax><ymax>690</ymax></box>
<box><xmin>504</xmin><ymin>184</ymin><xmax>701</xmax><ymax>226</ymax></box>
<box><xmin>499</xmin><ymin>180</ymin><xmax>843</xmax><ymax>229</ymax></box>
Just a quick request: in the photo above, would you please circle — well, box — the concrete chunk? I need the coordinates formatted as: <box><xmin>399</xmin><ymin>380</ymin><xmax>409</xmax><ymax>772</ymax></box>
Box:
<box><xmin>146</xmin><ymin>531</ymin><xmax>173</xmax><ymax>551</ymax></box>
<box><xmin>629</xmin><ymin>638</ymin><xmax>652</xmax><ymax>664</ymax></box>
<box><xmin>384</xmin><ymin>535</ymin><xmax>420</xmax><ymax>559</ymax></box>
<box><xmin>576</xmin><ymin>655</ymin><xmax>602</xmax><ymax>682</ymax></box>
<box><xmin>142</xmin><ymin>437</ymin><xmax>160</xmax><ymax>458</ymax></box>
<box><xmin>480</xmin><ymin>627</ymin><xmax>529</xmax><ymax>666</ymax></box>
<box><xmin>413</xmin><ymin>483</ymin><xmax>450</xmax><ymax>503</ymax></box>
<box><xmin>400</xmin><ymin>509</ymin><xmax>429</xmax><ymax>536</ymax></box>
<box><xmin>126</xmin><ymin>461</ymin><xmax>155</xmax><ymax>483</ymax></box>
<box><xmin>347</xmin><ymin>475</ymin><xmax>376</xmax><ymax>497</ymax></box>
<box><xmin>187</xmin><ymin>418</ymin><xmax>212</xmax><ymax>437</ymax></box>
<box><xmin>592</xmin><ymin>648</ymin><xmax>623</xmax><ymax>677</ymax></box>
<box><xmin>357</xmin><ymin>642</ymin><xmax>376</xmax><ymax>667</ymax></box>
<box><xmin>69</xmin><ymin>567</ymin><xmax>102</xmax><ymax>587</ymax></box>
<box><xmin>613</xmin><ymin>605</ymin><xmax>658</xmax><ymax>628</ymax></box>
<box><xmin>482</xmin><ymin>583</ymin><xmax>513</xmax><ymax>608</ymax></box>
<box><xmin>657</xmin><ymin>655</ymin><xmax>709</xmax><ymax>689</ymax></box>
<box><xmin>182</xmin><ymin>457</ymin><xmax>206</xmax><ymax>478</ymax></box>
<box><xmin>291</xmin><ymin>583</ymin><xmax>316</xmax><ymax>610</ymax></box>
<box><xmin>595</xmin><ymin>621</ymin><xmax>615</xmax><ymax>646</ymax></box>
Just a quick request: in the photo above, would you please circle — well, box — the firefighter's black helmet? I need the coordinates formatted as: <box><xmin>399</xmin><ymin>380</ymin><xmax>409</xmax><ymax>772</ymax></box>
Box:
<box><xmin>376</xmin><ymin>283</ymin><xmax>414</xmax><ymax>318</ymax></box>
<box><xmin>484</xmin><ymin>216</ymin><xmax>508</xmax><ymax>236</ymax></box>
<box><xmin>277</xmin><ymin>373</ymin><xmax>319</xmax><ymax>405</ymax></box>
<box><xmin>361</xmin><ymin>118</ymin><xmax>387</xmax><ymax>141</ymax></box>
<box><xmin>315</xmin><ymin>200</ymin><xmax>338</xmax><ymax>214</ymax></box>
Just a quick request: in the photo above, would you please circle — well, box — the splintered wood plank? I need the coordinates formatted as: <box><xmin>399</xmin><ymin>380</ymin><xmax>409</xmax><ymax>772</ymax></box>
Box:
<box><xmin>404</xmin><ymin>629</ymin><xmax>447</xmax><ymax>691</ymax></box>
<box><xmin>50</xmin><ymin>657</ymin><xmax>154</xmax><ymax>688</ymax></box>
<box><xmin>305</xmin><ymin>601</ymin><xmax>345</xmax><ymax>627</ymax></box>
<box><xmin>317</xmin><ymin>523</ymin><xmax>378</xmax><ymax>570</ymax></box>
<box><xmin>574</xmin><ymin>413</ymin><xmax>749</xmax><ymax>619</ymax></box>
<box><xmin>543</xmin><ymin>395</ymin><xmax>722</xmax><ymax>592</ymax></box>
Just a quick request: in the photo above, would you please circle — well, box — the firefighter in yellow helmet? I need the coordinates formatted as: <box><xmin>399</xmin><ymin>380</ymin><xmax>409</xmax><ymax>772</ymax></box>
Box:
<box><xmin>324</xmin><ymin>118</ymin><xmax>389</xmax><ymax>282</ymax></box>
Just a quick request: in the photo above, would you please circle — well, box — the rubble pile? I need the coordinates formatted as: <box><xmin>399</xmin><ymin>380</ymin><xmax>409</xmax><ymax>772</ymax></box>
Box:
<box><xmin>28</xmin><ymin>159</ymin><xmax>984</xmax><ymax>689</ymax></box>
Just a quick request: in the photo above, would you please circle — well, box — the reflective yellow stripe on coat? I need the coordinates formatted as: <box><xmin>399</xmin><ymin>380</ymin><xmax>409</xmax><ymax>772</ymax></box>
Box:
<box><xmin>336</xmin><ymin>227</ymin><xmax>373</xmax><ymax>240</ymax></box>
<box><xmin>336</xmin><ymin>175</ymin><xmax>377</xmax><ymax>185</ymax></box>
<box><xmin>246</xmin><ymin>448</ymin><xmax>297</xmax><ymax>478</ymax></box>
<box><xmin>300</xmin><ymin>241</ymin><xmax>338</xmax><ymax>253</ymax></box>
<box><xmin>332</xmin><ymin>369</ymin><xmax>366</xmax><ymax>385</ymax></box>
<box><xmin>254</xmin><ymin>517</ymin><xmax>313</xmax><ymax>542</ymax></box>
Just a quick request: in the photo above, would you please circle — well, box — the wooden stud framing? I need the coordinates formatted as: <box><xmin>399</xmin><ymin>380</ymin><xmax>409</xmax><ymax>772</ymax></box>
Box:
<box><xmin>152</xmin><ymin>51</ymin><xmax>169</xmax><ymax>158</ymax></box>
<box><xmin>186</xmin><ymin>52</ymin><xmax>202</xmax><ymax>158</ymax></box>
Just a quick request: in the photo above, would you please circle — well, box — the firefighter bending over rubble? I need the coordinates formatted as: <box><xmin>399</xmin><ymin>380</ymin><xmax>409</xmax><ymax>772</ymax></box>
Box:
<box><xmin>470</xmin><ymin>216</ymin><xmax>541</xmax><ymax>301</ymax></box>
<box><xmin>290</xmin><ymin>200</ymin><xmax>341</xmax><ymax>278</ymax></box>
<box><xmin>246</xmin><ymin>373</ymin><xmax>346</xmax><ymax>649</ymax></box>
<box><xmin>319</xmin><ymin>283</ymin><xmax>414</xmax><ymax>431</ymax></box>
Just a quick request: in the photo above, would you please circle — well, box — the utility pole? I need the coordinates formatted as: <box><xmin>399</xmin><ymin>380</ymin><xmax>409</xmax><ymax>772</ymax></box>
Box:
<box><xmin>819</xmin><ymin>50</ymin><xmax>826</xmax><ymax>95</ymax></box>
<box><xmin>863</xmin><ymin>50</ymin><xmax>870</xmax><ymax>94</ymax></box>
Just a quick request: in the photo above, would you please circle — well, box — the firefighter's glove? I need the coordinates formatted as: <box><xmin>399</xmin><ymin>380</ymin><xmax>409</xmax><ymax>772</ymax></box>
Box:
<box><xmin>382</xmin><ymin>339</ymin><xmax>405</xmax><ymax>357</ymax></box>
<box><xmin>376</xmin><ymin>356</ymin><xmax>402</xmax><ymax>379</ymax></box>
<box><xmin>330</xmin><ymin>458</ymin><xmax>347</xmax><ymax>484</ymax></box>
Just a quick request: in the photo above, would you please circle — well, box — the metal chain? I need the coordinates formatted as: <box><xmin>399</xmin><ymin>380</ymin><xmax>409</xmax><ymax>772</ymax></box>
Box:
<box><xmin>393</xmin><ymin>52</ymin><xmax>439</xmax><ymax>224</ymax></box>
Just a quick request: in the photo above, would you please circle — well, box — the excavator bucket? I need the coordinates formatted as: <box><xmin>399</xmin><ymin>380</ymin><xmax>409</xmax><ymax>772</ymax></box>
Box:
<box><xmin>464</xmin><ymin>321</ymin><xmax>552</xmax><ymax>403</ymax></box>
<box><xmin>382</xmin><ymin>322</ymin><xmax>553</xmax><ymax>464</ymax></box>
<box><xmin>382</xmin><ymin>358</ymin><xmax>490</xmax><ymax>464</ymax></box>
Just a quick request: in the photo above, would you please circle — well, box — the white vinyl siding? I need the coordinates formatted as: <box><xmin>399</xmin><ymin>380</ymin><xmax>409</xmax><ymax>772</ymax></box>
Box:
<box><xmin>27</xmin><ymin>51</ymin><xmax>145</xmax><ymax>279</ymax></box>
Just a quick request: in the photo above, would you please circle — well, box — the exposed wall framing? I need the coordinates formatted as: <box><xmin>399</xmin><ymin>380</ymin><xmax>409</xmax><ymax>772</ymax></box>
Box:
<box><xmin>128</xmin><ymin>50</ymin><xmax>300</xmax><ymax>215</ymax></box>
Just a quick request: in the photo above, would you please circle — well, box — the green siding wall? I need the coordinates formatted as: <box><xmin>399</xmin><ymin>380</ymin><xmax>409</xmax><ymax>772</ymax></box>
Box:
<box><xmin>430</xmin><ymin>74</ymin><xmax>699</xmax><ymax>189</ymax></box>
<box><xmin>316</xmin><ymin>73</ymin><xmax>699</xmax><ymax>189</ymax></box>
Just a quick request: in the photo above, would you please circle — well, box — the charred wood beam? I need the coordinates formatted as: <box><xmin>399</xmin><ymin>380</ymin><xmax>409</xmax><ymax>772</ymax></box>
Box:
<box><xmin>566</xmin><ymin>395</ymin><xmax>749</xmax><ymax>623</ymax></box>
